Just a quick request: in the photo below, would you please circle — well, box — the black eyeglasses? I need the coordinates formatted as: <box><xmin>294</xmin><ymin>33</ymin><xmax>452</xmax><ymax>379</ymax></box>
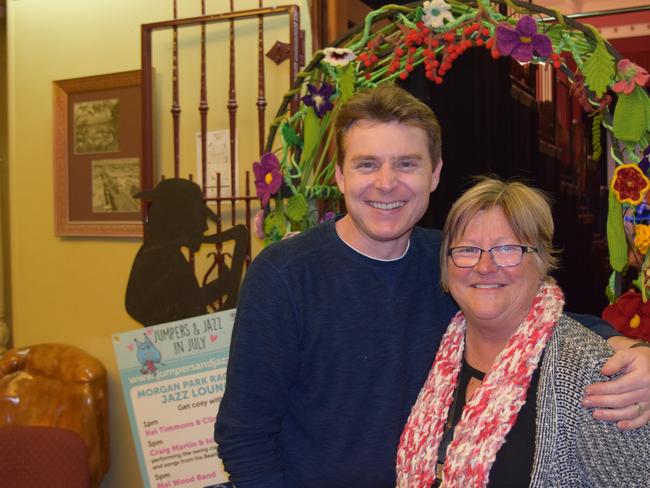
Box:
<box><xmin>448</xmin><ymin>245</ymin><xmax>538</xmax><ymax>268</ymax></box>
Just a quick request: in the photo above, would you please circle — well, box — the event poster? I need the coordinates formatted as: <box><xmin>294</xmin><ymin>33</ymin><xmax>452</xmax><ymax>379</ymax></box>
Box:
<box><xmin>113</xmin><ymin>310</ymin><xmax>235</xmax><ymax>488</ymax></box>
<box><xmin>195</xmin><ymin>130</ymin><xmax>237</xmax><ymax>198</ymax></box>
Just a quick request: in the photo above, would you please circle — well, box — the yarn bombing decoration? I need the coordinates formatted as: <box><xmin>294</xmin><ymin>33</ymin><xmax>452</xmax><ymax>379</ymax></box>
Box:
<box><xmin>611</xmin><ymin>164</ymin><xmax>650</xmax><ymax>206</ymax></box>
<box><xmin>612</xmin><ymin>59</ymin><xmax>650</xmax><ymax>95</ymax></box>
<box><xmin>253</xmin><ymin>0</ymin><xmax>650</xmax><ymax>322</ymax></box>
<box><xmin>253</xmin><ymin>152</ymin><xmax>283</xmax><ymax>207</ymax></box>
<box><xmin>603</xmin><ymin>290</ymin><xmax>650</xmax><ymax>343</ymax></box>
<box><xmin>495</xmin><ymin>15</ymin><xmax>552</xmax><ymax>63</ymax></box>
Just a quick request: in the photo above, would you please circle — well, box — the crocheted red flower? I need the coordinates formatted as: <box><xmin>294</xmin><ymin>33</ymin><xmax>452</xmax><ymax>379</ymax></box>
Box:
<box><xmin>602</xmin><ymin>290</ymin><xmax>650</xmax><ymax>342</ymax></box>
<box><xmin>612</xmin><ymin>59</ymin><xmax>650</xmax><ymax>95</ymax></box>
<box><xmin>611</xmin><ymin>164</ymin><xmax>650</xmax><ymax>205</ymax></box>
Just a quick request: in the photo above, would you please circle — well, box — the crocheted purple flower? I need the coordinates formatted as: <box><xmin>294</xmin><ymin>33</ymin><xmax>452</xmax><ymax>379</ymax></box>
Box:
<box><xmin>496</xmin><ymin>16</ymin><xmax>552</xmax><ymax>63</ymax></box>
<box><xmin>319</xmin><ymin>211</ymin><xmax>336</xmax><ymax>223</ymax></box>
<box><xmin>301</xmin><ymin>83</ymin><xmax>334</xmax><ymax>118</ymax></box>
<box><xmin>253</xmin><ymin>152</ymin><xmax>282</xmax><ymax>207</ymax></box>
<box><xmin>253</xmin><ymin>209</ymin><xmax>266</xmax><ymax>239</ymax></box>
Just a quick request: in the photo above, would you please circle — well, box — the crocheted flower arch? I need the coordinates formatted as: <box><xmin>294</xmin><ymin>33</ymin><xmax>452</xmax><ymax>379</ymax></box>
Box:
<box><xmin>254</xmin><ymin>0</ymin><xmax>650</xmax><ymax>319</ymax></box>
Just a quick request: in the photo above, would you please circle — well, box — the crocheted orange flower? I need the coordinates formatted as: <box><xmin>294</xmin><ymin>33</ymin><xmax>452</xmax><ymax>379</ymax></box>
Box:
<box><xmin>611</xmin><ymin>164</ymin><xmax>650</xmax><ymax>205</ymax></box>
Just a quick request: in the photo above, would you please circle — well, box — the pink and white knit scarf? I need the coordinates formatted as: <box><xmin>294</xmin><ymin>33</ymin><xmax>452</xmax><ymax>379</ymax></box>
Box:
<box><xmin>396</xmin><ymin>282</ymin><xmax>564</xmax><ymax>488</ymax></box>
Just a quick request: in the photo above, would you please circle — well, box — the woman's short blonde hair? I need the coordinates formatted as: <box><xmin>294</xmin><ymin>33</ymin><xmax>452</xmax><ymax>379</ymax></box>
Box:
<box><xmin>440</xmin><ymin>176</ymin><xmax>559</xmax><ymax>291</ymax></box>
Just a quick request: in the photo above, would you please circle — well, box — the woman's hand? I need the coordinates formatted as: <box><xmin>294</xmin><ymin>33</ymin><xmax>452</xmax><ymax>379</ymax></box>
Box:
<box><xmin>583</xmin><ymin>338</ymin><xmax>650</xmax><ymax>430</ymax></box>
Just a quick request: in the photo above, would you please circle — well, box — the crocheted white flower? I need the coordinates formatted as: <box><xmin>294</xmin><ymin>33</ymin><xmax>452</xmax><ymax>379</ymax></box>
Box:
<box><xmin>322</xmin><ymin>47</ymin><xmax>356</xmax><ymax>67</ymax></box>
<box><xmin>422</xmin><ymin>0</ymin><xmax>454</xmax><ymax>29</ymax></box>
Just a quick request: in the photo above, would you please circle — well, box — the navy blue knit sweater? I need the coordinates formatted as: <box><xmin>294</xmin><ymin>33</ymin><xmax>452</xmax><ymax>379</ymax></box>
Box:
<box><xmin>214</xmin><ymin>220</ymin><xmax>457</xmax><ymax>487</ymax></box>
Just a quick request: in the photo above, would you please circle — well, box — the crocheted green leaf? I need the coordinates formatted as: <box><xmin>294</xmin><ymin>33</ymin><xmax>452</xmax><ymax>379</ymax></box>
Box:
<box><xmin>264</xmin><ymin>209</ymin><xmax>286</xmax><ymax>237</ymax></box>
<box><xmin>582</xmin><ymin>39</ymin><xmax>614</xmax><ymax>98</ymax></box>
<box><xmin>591</xmin><ymin>111</ymin><xmax>603</xmax><ymax>161</ymax></box>
<box><xmin>545</xmin><ymin>28</ymin><xmax>563</xmax><ymax>46</ymax></box>
<box><xmin>606</xmin><ymin>270</ymin><xmax>617</xmax><ymax>303</ymax></box>
<box><xmin>633</xmin><ymin>270</ymin><xmax>644</xmax><ymax>295</ymax></box>
<box><xmin>613</xmin><ymin>87</ymin><xmax>647</xmax><ymax>142</ymax></box>
<box><xmin>286</xmin><ymin>193</ymin><xmax>308</xmax><ymax>222</ymax></box>
<box><xmin>414</xmin><ymin>6</ymin><xmax>423</xmax><ymax>23</ymax></box>
<box><xmin>281</xmin><ymin>123</ymin><xmax>303</xmax><ymax>148</ymax></box>
<box><xmin>644</xmin><ymin>89</ymin><xmax>650</xmax><ymax>134</ymax></box>
<box><xmin>300</xmin><ymin>108</ymin><xmax>321</xmax><ymax>165</ymax></box>
<box><xmin>606</xmin><ymin>192</ymin><xmax>628</xmax><ymax>272</ymax></box>
<box><xmin>339</xmin><ymin>64</ymin><xmax>356</xmax><ymax>104</ymax></box>
<box><xmin>633</xmin><ymin>254</ymin><xmax>649</xmax><ymax>300</ymax></box>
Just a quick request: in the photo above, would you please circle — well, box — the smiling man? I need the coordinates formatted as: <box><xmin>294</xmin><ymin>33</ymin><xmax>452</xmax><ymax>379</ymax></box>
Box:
<box><xmin>214</xmin><ymin>84</ymin><xmax>650</xmax><ymax>488</ymax></box>
<box><xmin>334</xmin><ymin>119</ymin><xmax>441</xmax><ymax>260</ymax></box>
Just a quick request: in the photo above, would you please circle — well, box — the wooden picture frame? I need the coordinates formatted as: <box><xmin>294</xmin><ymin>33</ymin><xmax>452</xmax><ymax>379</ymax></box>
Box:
<box><xmin>53</xmin><ymin>70</ymin><xmax>144</xmax><ymax>236</ymax></box>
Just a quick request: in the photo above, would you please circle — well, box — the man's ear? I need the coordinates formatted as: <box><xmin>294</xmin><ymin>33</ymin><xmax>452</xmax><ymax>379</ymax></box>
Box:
<box><xmin>335</xmin><ymin>164</ymin><xmax>345</xmax><ymax>194</ymax></box>
<box><xmin>431</xmin><ymin>158</ymin><xmax>443</xmax><ymax>192</ymax></box>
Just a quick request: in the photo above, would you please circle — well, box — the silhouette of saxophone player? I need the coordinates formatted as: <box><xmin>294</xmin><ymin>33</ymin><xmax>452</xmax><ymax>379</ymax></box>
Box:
<box><xmin>126</xmin><ymin>178</ymin><xmax>249</xmax><ymax>327</ymax></box>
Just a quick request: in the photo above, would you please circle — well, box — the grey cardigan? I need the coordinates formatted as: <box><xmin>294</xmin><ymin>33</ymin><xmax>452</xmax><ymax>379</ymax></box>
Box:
<box><xmin>530</xmin><ymin>315</ymin><xmax>650</xmax><ymax>487</ymax></box>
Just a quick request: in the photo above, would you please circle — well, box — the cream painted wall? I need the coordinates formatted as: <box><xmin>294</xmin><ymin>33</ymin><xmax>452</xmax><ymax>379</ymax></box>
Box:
<box><xmin>6</xmin><ymin>1</ymin><xmax>311</xmax><ymax>486</ymax></box>
<box><xmin>1</xmin><ymin>1</ymin><xmax>9</xmax><ymax>352</ymax></box>
<box><xmin>534</xmin><ymin>0</ymin><xmax>650</xmax><ymax>13</ymax></box>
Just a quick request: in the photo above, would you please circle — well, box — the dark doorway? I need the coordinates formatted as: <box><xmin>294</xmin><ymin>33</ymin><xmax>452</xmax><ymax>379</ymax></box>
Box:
<box><xmin>399</xmin><ymin>48</ymin><xmax>609</xmax><ymax>316</ymax></box>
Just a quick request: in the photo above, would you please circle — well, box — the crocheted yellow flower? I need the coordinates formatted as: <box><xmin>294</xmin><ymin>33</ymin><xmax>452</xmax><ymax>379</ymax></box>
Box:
<box><xmin>634</xmin><ymin>224</ymin><xmax>650</xmax><ymax>255</ymax></box>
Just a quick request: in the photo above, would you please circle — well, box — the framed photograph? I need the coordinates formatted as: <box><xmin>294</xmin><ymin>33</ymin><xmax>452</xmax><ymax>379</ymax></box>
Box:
<box><xmin>53</xmin><ymin>70</ymin><xmax>144</xmax><ymax>236</ymax></box>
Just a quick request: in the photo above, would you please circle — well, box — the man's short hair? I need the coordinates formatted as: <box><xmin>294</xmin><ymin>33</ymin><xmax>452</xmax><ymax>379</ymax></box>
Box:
<box><xmin>440</xmin><ymin>176</ymin><xmax>559</xmax><ymax>291</ymax></box>
<box><xmin>334</xmin><ymin>84</ymin><xmax>442</xmax><ymax>169</ymax></box>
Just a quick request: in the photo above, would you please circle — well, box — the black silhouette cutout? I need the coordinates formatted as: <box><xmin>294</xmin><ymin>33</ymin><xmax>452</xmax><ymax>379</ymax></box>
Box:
<box><xmin>125</xmin><ymin>178</ymin><xmax>249</xmax><ymax>327</ymax></box>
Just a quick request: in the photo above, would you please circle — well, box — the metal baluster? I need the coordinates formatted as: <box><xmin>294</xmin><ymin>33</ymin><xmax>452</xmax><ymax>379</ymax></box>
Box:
<box><xmin>216</xmin><ymin>173</ymin><xmax>224</xmax><ymax>309</ymax></box>
<box><xmin>227</xmin><ymin>0</ymin><xmax>238</xmax><ymax>216</ymax></box>
<box><xmin>244</xmin><ymin>171</ymin><xmax>252</xmax><ymax>268</ymax></box>
<box><xmin>172</xmin><ymin>0</ymin><xmax>181</xmax><ymax>177</ymax></box>
<box><xmin>257</xmin><ymin>0</ymin><xmax>267</xmax><ymax>155</ymax></box>
<box><xmin>199</xmin><ymin>0</ymin><xmax>209</xmax><ymax>194</ymax></box>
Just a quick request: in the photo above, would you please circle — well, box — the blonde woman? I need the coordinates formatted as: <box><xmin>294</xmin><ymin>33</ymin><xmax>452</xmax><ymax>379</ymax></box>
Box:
<box><xmin>397</xmin><ymin>177</ymin><xmax>650</xmax><ymax>487</ymax></box>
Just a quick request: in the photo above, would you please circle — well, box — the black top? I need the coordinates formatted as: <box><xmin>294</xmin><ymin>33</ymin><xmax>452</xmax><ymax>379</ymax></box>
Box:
<box><xmin>434</xmin><ymin>358</ymin><xmax>539</xmax><ymax>487</ymax></box>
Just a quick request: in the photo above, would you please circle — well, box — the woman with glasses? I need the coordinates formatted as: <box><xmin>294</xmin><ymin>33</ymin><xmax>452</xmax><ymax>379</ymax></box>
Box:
<box><xmin>396</xmin><ymin>177</ymin><xmax>650</xmax><ymax>487</ymax></box>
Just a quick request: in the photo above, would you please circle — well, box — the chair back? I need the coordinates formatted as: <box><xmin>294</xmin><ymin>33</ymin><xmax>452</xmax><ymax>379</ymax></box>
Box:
<box><xmin>0</xmin><ymin>344</ymin><xmax>109</xmax><ymax>487</ymax></box>
<box><xmin>0</xmin><ymin>425</ymin><xmax>90</xmax><ymax>488</ymax></box>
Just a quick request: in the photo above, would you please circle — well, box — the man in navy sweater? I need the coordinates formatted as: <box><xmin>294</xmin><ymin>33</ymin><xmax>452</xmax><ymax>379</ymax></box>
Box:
<box><xmin>215</xmin><ymin>84</ymin><xmax>650</xmax><ymax>487</ymax></box>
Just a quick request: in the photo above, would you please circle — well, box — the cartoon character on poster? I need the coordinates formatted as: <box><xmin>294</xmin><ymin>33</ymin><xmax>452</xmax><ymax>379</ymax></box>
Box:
<box><xmin>134</xmin><ymin>335</ymin><xmax>163</xmax><ymax>375</ymax></box>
